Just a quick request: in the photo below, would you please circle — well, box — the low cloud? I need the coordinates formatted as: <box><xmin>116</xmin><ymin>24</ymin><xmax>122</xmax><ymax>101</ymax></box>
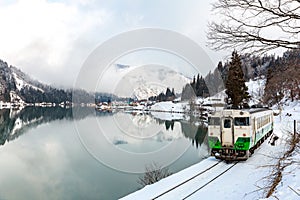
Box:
<box><xmin>0</xmin><ymin>0</ymin><xmax>111</xmax><ymax>87</ymax></box>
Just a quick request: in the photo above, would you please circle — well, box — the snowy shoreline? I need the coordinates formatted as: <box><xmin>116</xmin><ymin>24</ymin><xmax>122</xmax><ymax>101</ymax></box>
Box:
<box><xmin>121</xmin><ymin>102</ymin><xmax>300</xmax><ymax>200</ymax></box>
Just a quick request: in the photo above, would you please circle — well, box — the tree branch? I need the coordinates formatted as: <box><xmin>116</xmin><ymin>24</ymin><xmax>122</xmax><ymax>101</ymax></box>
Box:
<box><xmin>208</xmin><ymin>0</ymin><xmax>300</xmax><ymax>54</ymax></box>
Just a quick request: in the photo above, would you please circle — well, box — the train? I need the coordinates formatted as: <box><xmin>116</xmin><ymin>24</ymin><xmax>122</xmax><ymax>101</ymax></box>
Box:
<box><xmin>208</xmin><ymin>108</ymin><xmax>274</xmax><ymax>160</ymax></box>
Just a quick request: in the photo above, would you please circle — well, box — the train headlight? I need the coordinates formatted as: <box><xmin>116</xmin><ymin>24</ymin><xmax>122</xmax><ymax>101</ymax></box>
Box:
<box><xmin>237</xmin><ymin>143</ymin><xmax>244</xmax><ymax>148</ymax></box>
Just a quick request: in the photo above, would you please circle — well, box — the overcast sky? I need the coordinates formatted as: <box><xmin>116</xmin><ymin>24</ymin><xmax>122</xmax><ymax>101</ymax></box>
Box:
<box><xmin>0</xmin><ymin>0</ymin><xmax>228</xmax><ymax>88</ymax></box>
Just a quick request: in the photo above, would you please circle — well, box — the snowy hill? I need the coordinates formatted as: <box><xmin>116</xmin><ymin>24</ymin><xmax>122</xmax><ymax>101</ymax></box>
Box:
<box><xmin>202</xmin><ymin>78</ymin><xmax>266</xmax><ymax>107</ymax></box>
<box><xmin>0</xmin><ymin>59</ymin><xmax>76</xmax><ymax>104</ymax></box>
<box><xmin>113</xmin><ymin>64</ymin><xmax>191</xmax><ymax>100</ymax></box>
<box><xmin>10</xmin><ymin>66</ymin><xmax>44</xmax><ymax>92</ymax></box>
<box><xmin>246</xmin><ymin>78</ymin><xmax>266</xmax><ymax>106</ymax></box>
<box><xmin>133</xmin><ymin>83</ymin><xmax>166</xmax><ymax>100</ymax></box>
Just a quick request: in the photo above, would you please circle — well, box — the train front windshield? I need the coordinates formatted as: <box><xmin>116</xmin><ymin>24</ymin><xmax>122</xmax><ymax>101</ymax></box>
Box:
<box><xmin>234</xmin><ymin>117</ymin><xmax>250</xmax><ymax>126</ymax></box>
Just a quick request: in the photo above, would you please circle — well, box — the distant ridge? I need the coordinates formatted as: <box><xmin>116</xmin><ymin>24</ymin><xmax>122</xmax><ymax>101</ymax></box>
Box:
<box><xmin>0</xmin><ymin>59</ymin><xmax>93</xmax><ymax>104</ymax></box>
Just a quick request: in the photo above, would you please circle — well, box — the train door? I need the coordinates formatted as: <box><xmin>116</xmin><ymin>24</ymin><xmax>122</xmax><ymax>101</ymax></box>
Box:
<box><xmin>221</xmin><ymin>118</ymin><xmax>234</xmax><ymax>147</ymax></box>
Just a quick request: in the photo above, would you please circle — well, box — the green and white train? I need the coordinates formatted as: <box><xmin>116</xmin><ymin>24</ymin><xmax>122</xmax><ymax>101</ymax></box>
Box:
<box><xmin>208</xmin><ymin>108</ymin><xmax>274</xmax><ymax>160</ymax></box>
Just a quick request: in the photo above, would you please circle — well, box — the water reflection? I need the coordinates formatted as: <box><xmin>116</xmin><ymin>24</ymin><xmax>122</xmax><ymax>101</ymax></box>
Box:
<box><xmin>0</xmin><ymin>107</ymin><xmax>209</xmax><ymax>166</ymax></box>
<box><xmin>109</xmin><ymin>111</ymin><xmax>209</xmax><ymax>150</ymax></box>
<box><xmin>0</xmin><ymin>107</ymin><xmax>94</xmax><ymax>146</ymax></box>
<box><xmin>149</xmin><ymin>112</ymin><xmax>208</xmax><ymax>149</ymax></box>
<box><xmin>0</xmin><ymin>108</ymin><xmax>209</xmax><ymax>199</ymax></box>
<box><xmin>0</xmin><ymin>106</ymin><xmax>208</xmax><ymax>149</ymax></box>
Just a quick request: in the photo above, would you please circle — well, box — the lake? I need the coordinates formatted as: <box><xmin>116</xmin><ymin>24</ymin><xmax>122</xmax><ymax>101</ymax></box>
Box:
<box><xmin>0</xmin><ymin>107</ymin><xmax>209</xmax><ymax>200</ymax></box>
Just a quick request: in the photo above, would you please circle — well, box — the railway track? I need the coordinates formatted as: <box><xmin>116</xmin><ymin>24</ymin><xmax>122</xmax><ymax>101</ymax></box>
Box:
<box><xmin>182</xmin><ymin>161</ymin><xmax>238</xmax><ymax>199</ymax></box>
<box><xmin>152</xmin><ymin>161</ymin><xmax>238</xmax><ymax>200</ymax></box>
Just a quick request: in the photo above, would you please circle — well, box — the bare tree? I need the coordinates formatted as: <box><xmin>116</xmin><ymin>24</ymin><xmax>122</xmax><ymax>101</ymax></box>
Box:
<box><xmin>138</xmin><ymin>163</ymin><xmax>172</xmax><ymax>187</ymax></box>
<box><xmin>208</xmin><ymin>0</ymin><xmax>300</xmax><ymax>54</ymax></box>
<box><xmin>263</xmin><ymin>49</ymin><xmax>300</xmax><ymax>105</ymax></box>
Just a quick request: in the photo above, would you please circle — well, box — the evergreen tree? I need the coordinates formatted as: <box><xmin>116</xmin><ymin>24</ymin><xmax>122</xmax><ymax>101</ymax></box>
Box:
<box><xmin>165</xmin><ymin>88</ymin><xmax>172</xmax><ymax>97</ymax></box>
<box><xmin>199</xmin><ymin>76</ymin><xmax>210</xmax><ymax>97</ymax></box>
<box><xmin>181</xmin><ymin>84</ymin><xmax>195</xmax><ymax>100</ymax></box>
<box><xmin>157</xmin><ymin>92</ymin><xmax>165</xmax><ymax>102</ymax></box>
<box><xmin>181</xmin><ymin>74</ymin><xmax>210</xmax><ymax>100</ymax></box>
<box><xmin>195</xmin><ymin>74</ymin><xmax>200</xmax><ymax>96</ymax></box>
<box><xmin>171</xmin><ymin>88</ymin><xmax>175</xmax><ymax>96</ymax></box>
<box><xmin>191</xmin><ymin>76</ymin><xmax>196</xmax><ymax>91</ymax></box>
<box><xmin>165</xmin><ymin>87</ymin><xmax>175</xmax><ymax>101</ymax></box>
<box><xmin>225</xmin><ymin>50</ymin><xmax>250</xmax><ymax>108</ymax></box>
<box><xmin>217</xmin><ymin>61</ymin><xmax>223</xmax><ymax>71</ymax></box>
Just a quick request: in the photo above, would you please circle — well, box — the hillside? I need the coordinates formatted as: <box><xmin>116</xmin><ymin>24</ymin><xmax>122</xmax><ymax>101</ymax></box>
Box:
<box><xmin>0</xmin><ymin>59</ymin><xmax>93</xmax><ymax>104</ymax></box>
<box><xmin>113</xmin><ymin>64</ymin><xmax>191</xmax><ymax>100</ymax></box>
<box><xmin>205</xmin><ymin>48</ymin><xmax>300</xmax><ymax>106</ymax></box>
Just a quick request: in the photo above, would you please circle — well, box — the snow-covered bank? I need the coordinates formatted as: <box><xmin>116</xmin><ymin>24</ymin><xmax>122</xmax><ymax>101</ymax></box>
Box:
<box><xmin>150</xmin><ymin>111</ymin><xmax>185</xmax><ymax>121</ymax></box>
<box><xmin>121</xmin><ymin>140</ymin><xmax>281</xmax><ymax>200</ymax></box>
<box><xmin>150</xmin><ymin>101</ymin><xmax>186</xmax><ymax>113</ymax></box>
<box><xmin>121</xmin><ymin>103</ymin><xmax>300</xmax><ymax>200</ymax></box>
<box><xmin>265</xmin><ymin>101</ymin><xmax>300</xmax><ymax>200</ymax></box>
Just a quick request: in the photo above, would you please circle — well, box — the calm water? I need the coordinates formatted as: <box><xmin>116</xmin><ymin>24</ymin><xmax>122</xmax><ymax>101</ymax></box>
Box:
<box><xmin>0</xmin><ymin>107</ymin><xmax>209</xmax><ymax>200</ymax></box>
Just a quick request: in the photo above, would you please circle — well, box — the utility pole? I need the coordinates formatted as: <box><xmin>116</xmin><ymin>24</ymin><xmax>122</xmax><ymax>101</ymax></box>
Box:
<box><xmin>294</xmin><ymin>120</ymin><xmax>297</xmax><ymax>136</ymax></box>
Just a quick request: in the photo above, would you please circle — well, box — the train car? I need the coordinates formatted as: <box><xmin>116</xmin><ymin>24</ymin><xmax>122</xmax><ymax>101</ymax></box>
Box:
<box><xmin>208</xmin><ymin>108</ymin><xmax>274</xmax><ymax>160</ymax></box>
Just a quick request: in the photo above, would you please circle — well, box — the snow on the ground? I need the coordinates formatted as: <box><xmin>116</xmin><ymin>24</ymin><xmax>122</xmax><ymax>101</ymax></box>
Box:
<box><xmin>121</xmin><ymin>102</ymin><xmax>300</xmax><ymax>200</ymax></box>
<box><xmin>268</xmin><ymin>151</ymin><xmax>300</xmax><ymax>200</ymax></box>
<box><xmin>246</xmin><ymin>78</ymin><xmax>266</xmax><ymax>106</ymax></box>
<box><xmin>203</xmin><ymin>90</ymin><xmax>226</xmax><ymax>105</ymax></box>
<box><xmin>121</xmin><ymin>138</ymin><xmax>282</xmax><ymax>200</ymax></box>
<box><xmin>198</xmin><ymin>78</ymin><xmax>265</xmax><ymax>107</ymax></box>
<box><xmin>133</xmin><ymin>83</ymin><xmax>165</xmax><ymax>100</ymax></box>
<box><xmin>9</xmin><ymin>91</ymin><xmax>25</xmax><ymax>104</ymax></box>
<box><xmin>12</xmin><ymin>72</ymin><xmax>44</xmax><ymax>92</ymax></box>
<box><xmin>150</xmin><ymin>101</ymin><xmax>186</xmax><ymax>113</ymax></box>
<box><xmin>266</xmin><ymin>100</ymin><xmax>300</xmax><ymax>200</ymax></box>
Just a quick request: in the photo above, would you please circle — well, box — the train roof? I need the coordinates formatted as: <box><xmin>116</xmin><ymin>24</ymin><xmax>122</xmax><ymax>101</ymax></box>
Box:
<box><xmin>211</xmin><ymin>108</ymin><xmax>273</xmax><ymax>117</ymax></box>
<box><xmin>244</xmin><ymin>108</ymin><xmax>272</xmax><ymax>114</ymax></box>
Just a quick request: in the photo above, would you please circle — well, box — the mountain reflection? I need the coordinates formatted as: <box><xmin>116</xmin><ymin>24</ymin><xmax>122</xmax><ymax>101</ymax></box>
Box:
<box><xmin>0</xmin><ymin>107</ymin><xmax>94</xmax><ymax>146</ymax></box>
<box><xmin>0</xmin><ymin>108</ymin><xmax>209</xmax><ymax>150</ymax></box>
<box><xmin>180</xmin><ymin>121</ymin><xmax>208</xmax><ymax>149</ymax></box>
<box><xmin>151</xmin><ymin>113</ymin><xmax>208</xmax><ymax>149</ymax></box>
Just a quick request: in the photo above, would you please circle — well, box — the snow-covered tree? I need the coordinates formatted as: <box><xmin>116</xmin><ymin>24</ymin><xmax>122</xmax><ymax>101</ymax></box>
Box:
<box><xmin>225</xmin><ymin>51</ymin><xmax>250</xmax><ymax>108</ymax></box>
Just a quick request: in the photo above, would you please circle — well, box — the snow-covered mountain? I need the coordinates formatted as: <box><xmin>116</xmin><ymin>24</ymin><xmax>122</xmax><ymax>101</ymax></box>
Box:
<box><xmin>133</xmin><ymin>83</ymin><xmax>166</xmax><ymax>100</ymax></box>
<box><xmin>114</xmin><ymin>64</ymin><xmax>191</xmax><ymax>100</ymax></box>
<box><xmin>0</xmin><ymin>60</ymin><xmax>71</xmax><ymax>103</ymax></box>
<box><xmin>10</xmin><ymin>66</ymin><xmax>44</xmax><ymax>92</ymax></box>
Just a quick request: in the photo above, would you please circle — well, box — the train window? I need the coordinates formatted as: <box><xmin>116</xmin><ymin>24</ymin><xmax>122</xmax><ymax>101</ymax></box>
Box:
<box><xmin>234</xmin><ymin>117</ymin><xmax>250</xmax><ymax>126</ymax></box>
<box><xmin>224</xmin><ymin>119</ymin><xmax>231</xmax><ymax>128</ymax></box>
<box><xmin>208</xmin><ymin>117</ymin><xmax>220</xmax><ymax>125</ymax></box>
